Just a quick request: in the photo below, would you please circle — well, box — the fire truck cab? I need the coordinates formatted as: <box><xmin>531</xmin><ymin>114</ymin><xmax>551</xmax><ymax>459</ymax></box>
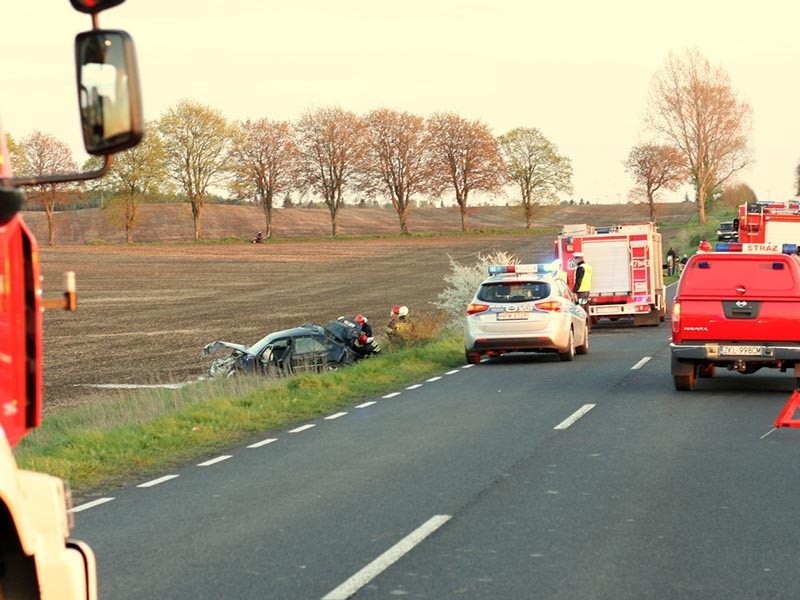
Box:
<box><xmin>736</xmin><ymin>200</ymin><xmax>800</xmax><ymax>252</ymax></box>
<box><xmin>0</xmin><ymin>1</ymin><xmax>142</xmax><ymax>598</ymax></box>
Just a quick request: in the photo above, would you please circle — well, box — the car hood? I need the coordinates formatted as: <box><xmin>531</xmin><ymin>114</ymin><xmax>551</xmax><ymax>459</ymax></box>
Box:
<box><xmin>202</xmin><ymin>340</ymin><xmax>249</xmax><ymax>356</ymax></box>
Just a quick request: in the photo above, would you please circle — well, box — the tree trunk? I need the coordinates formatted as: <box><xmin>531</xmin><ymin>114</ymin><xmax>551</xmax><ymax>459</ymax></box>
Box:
<box><xmin>191</xmin><ymin>198</ymin><xmax>204</xmax><ymax>241</ymax></box>
<box><xmin>696</xmin><ymin>186</ymin><xmax>707</xmax><ymax>225</ymax></box>
<box><xmin>524</xmin><ymin>202</ymin><xmax>534</xmax><ymax>229</ymax></box>
<box><xmin>398</xmin><ymin>203</ymin><xmax>410</xmax><ymax>235</ymax></box>
<box><xmin>44</xmin><ymin>203</ymin><xmax>56</xmax><ymax>247</ymax></box>
<box><xmin>458</xmin><ymin>193</ymin><xmax>469</xmax><ymax>232</ymax></box>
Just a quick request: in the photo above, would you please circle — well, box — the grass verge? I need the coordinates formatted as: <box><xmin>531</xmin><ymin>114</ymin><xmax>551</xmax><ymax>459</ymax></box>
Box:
<box><xmin>15</xmin><ymin>332</ymin><xmax>466</xmax><ymax>498</ymax></box>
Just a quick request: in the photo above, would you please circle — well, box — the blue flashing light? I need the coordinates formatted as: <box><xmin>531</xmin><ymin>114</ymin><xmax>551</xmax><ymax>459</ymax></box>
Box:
<box><xmin>714</xmin><ymin>242</ymin><xmax>743</xmax><ymax>252</ymax></box>
<box><xmin>782</xmin><ymin>243</ymin><xmax>798</xmax><ymax>255</ymax></box>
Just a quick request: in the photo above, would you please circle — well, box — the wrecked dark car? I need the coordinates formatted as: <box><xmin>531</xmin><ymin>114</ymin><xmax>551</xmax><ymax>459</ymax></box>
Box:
<box><xmin>202</xmin><ymin>324</ymin><xmax>357</xmax><ymax>379</ymax></box>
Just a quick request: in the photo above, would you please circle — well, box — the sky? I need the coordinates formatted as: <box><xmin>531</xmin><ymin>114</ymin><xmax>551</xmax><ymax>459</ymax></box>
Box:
<box><xmin>2</xmin><ymin>1</ymin><xmax>799</xmax><ymax>204</ymax></box>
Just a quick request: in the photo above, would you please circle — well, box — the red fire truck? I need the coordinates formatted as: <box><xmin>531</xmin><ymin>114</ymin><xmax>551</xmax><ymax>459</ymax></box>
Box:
<box><xmin>0</xmin><ymin>1</ymin><xmax>142</xmax><ymax>597</ymax></box>
<box><xmin>554</xmin><ymin>222</ymin><xmax>666</xmax><ymax>326</ymax></box>
<box><xmin>735</xmin><ymin>200</ymin><xmax>800</xmax><ymax>252</ymax></box>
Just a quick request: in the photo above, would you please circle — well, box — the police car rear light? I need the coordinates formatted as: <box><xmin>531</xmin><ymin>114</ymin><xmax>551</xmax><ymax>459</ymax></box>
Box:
<box><xmin>533</xmin><ymin>300</ymin><xmax>562</xmax><ymax>312</ymax></box>
<box><xmin>467</xmin><ymin>303</ymin><xmax>490</xmax><ymax>315</ymax></box>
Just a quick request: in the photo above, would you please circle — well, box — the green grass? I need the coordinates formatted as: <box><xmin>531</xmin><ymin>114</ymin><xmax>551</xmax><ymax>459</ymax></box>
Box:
<box><xmin>15</xmin><ymin>332</ymin><xmax>466</xmax><ymax>497</ymax></box>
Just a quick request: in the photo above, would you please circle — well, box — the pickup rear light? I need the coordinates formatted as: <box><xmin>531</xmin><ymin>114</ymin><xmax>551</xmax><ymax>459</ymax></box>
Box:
<box><xmin>534</xmin><ymin>300</ymin><xmax>562</xmax><ymax>312</ymax></box>
<box><xmin>671</xmin><ymin>301</ymin><xmax>681</xmax><ymax>333</ymax></box>
<box><xmin>466</xmin><ymin>303</ymin><xmax>490</xmax><ymax>315</ymax></box>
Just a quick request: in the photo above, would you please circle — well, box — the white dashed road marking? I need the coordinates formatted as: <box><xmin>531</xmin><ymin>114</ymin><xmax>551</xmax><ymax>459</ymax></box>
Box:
<box><xmin>137</xmin><ymin>475</ymin><xmax>179</xmax><ymax>488</ymax></box>
<box><xmin>382</xmin><ymin>392</ymin><xmax>401</xmax><ymax>399</ymax></box>
<box><xmin>322</xmin><ymin>514</ymin><xmax>452</xmax><ymax>600</ymax></box>
<box><xmin>631</xmin><ymin>356</ymin><xmax>652</xmax><ymax>370</ymax></box>
<box><xmin>406</xmin><ymin>384</ymin><xmax>423</xmax><ymax>390</ymax></box>
<box><xmin>247</xmin><ymin>438</ymin><xmax>278</xmax><ymax>448</ymax></box>
<box><xmin>325</xmin><ymin>412</ymin><xmax>348</xmax><ymax>420</ymax></box>
<box><xmin>198</xmin><ymin>455</ymin><xmax>233</xmax><ymax>467</ymax></box>
<box><xmin>71</xmin><ymin>497</ymin><xmax>115</xmax><ymax>513</ymax></box>
<box><xmin>289</xmin><ymin>424</ymin><xmax>316</xmax><ymax>433</ymax></box>
<box><xmin>554</xmin><ymin>404</ymin><xmax>596</xmax><ymax>430</ymax></box>
<box><xmin>356</xmin><ymin>401</ymin><xmax>377</xmax><ymax>408</ymax></box>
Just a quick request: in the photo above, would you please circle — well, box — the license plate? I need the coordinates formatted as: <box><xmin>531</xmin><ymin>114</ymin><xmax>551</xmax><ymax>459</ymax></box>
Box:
<box><xmin>497</xmin><ymin>312</ymin><xmax>529</xmax><ymax>321</ymax></box>
<box><xmin>594</xmin><ymin>306</ymin><xmax>618</xmax><ymax>314</ymax></box>
<box><xmin>720</xmin><ymin>345</ymin><xmax>763</xmax><ymax>356</ymax></box>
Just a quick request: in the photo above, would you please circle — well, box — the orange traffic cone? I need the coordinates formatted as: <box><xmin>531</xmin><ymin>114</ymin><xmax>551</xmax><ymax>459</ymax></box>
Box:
<box><xmin>775</xmin><ymin>389</ymin><xmax>800</xmax><ymax>427</ymax></box>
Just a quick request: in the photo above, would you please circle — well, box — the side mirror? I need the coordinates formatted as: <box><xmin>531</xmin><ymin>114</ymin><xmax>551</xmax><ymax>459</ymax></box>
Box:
<box><xmin>75</xmin><ymin>30</ymin><xmax>143</xmax><ymax>156</ymax></box>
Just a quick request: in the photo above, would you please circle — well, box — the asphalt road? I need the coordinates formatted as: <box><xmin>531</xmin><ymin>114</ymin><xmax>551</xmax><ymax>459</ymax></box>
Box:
<box><xmin>72</xmin><ymin>315</ymin><xmax>800</xmax><ymax>599</ymax></box>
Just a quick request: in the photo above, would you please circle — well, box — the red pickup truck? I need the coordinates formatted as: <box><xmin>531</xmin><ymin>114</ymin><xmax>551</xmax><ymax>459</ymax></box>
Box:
<box><xmin>670</xmin><ymin>246</ymin><xmax>800</xmax><ymax>391</ymax></box>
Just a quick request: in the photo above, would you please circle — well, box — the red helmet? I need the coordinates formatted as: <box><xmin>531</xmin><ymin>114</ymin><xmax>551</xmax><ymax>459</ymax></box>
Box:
<box><xmin>357</xmin><ymin>333</ymin><xmax>368</xmax><ymax>346</ymax></box>
<box><xmin>390</xmin><ymin>305</ymin><xmax>401</xmax><ymax>317</ymax></box>
<box><xmin>698</xmin><ymin>240</ymin><xmax>712</xmax><ymax>252</ymax></box>
<box><xmin>355</xmin><ymin>314</ymin><xmax>367</xmax><ymax>325</ymax></box>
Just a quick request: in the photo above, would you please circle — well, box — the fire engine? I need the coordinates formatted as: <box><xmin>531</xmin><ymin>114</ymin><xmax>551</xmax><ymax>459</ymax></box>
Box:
<box><xmin>0</xmin><ymin>1</ymin><xmax>142</xmax><ymax>597</ymax></box>
<box><xmin>735</xmin><ymin>200</ymin><xmax>800</xmax><ymax>252</ymax></box>
<box><xmin>554</xmin><ymin>222</ymin><xmax>666</xmax><ymax>326</ymax></box>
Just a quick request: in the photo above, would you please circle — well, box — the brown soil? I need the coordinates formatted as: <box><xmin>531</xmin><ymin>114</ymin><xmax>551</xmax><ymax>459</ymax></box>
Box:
<box><xmin>30</xmin><ymin>202</ymin><xmax>695</xmax><ymax>411</ymax></box>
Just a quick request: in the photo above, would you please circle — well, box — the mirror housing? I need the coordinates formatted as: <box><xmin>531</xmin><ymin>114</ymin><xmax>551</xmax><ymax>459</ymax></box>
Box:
<box><xmin>70</xmin><ymin>0</ymin><xmax>126</xmax><ymax>14</ymax></box>
<box><xmin>75</xmin><ymin>30</ymin><xmax>143</xmax><ymax>155</ymax></box>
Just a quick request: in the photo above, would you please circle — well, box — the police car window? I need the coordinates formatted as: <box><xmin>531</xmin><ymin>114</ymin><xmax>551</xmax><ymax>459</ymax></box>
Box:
<box><xmin>478</xmin><ymin>282</ymin><xmax>550</xmax><ymax>302</ymax></box>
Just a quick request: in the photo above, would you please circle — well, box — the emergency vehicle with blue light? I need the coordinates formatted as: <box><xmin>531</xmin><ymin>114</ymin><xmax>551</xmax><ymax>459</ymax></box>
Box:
<box><xmin>0</xmin><ymin>1</ymin><xmax>142</xmax><ymax>597</ymax></box>
<box><xmin>464</xmin><ymin>262</ymin><xmax>590</xmax><ymax>364</ymax></box>
<box><xmin>554</xmin><ymin>223</ymin><xmax>666</xmax><ymax>327</ymax></box>
<box><xmin>670</xmin><ymin>242</ymin><xmax>800</xmax><ymax>391</ymax></box>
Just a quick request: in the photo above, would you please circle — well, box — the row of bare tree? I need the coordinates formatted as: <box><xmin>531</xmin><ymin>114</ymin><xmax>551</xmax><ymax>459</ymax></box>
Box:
<box><xmin>8</xmin><ymin>48</ymin><xmax>781</xmax><ymax>245</ymax></box>
<box><xmin>7</xmin><ymin>106</ymin><xmax>574</xmax><ymax>244</ymax></box>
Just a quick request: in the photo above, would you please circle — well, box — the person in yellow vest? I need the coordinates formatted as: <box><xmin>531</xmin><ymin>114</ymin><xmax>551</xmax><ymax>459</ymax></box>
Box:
<box><xmin>572</xmin><ymin>252</ymin><xmax>592</xmax><ymax>306</ymax></box>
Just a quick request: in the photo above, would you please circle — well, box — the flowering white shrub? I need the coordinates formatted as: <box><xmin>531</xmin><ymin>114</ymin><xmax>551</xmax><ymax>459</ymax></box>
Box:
<box><xmin>433</xmin><ymin>250</ymin><xmax>518</xmax><ymax>327</ymax></box>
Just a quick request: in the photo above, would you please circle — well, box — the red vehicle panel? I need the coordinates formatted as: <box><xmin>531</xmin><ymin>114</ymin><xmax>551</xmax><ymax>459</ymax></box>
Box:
<box><xmin>670</xmin><ymin>250</ymin><xmax>800</xmax><ymax>390</ymax></box>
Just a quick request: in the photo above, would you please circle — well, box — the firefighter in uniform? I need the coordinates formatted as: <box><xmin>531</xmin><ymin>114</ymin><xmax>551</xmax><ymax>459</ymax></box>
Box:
<box><xmin>572</xmin><ymin>252</ymin><xmax>592</xmax><ymax>306</ymax></box>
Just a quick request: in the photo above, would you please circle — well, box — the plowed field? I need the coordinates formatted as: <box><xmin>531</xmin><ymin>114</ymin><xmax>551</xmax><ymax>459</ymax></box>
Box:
<box><xmin>33</xmin><ymin>203</ymin><xmax>695</xmax><ymax>410</ymax></box>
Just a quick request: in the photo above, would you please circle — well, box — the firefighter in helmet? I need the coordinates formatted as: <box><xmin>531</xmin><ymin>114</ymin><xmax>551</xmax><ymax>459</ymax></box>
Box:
<box><xmin>386</xmin><ymin>305</ymin><xmax>410</xmax><ymax>339</ymax></box>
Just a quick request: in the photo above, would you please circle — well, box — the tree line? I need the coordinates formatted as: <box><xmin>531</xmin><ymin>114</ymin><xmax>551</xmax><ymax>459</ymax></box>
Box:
<box><xmin>7</xmin><ymin>107</ymin><xmax>573</xmax><ymax>244</ymax></box>
<box><xmin>7</xmin><ymin>47</ymin><xmax>788</xmax><ymax>245</ymax></box>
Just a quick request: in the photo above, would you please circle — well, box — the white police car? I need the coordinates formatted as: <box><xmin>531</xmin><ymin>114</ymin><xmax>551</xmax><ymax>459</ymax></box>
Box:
<box><xmin>464</xmin><ymin>262</ymin><xmax>590</xmax><ymax>364</ymax></box>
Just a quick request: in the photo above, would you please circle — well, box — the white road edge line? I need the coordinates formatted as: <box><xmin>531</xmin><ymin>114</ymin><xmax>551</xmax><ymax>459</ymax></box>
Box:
<box><xmin>406</xmin><ymin>384</ymin><xmax>423</xmax><ymax>390</ymax></box>
<box><xmin>382</xmin><ymin>392</ymin><xmax>401</xmax><ymax>399</ymax></box>
<box><xmin>325</xmin><ymin>412</ymin><xmax>348</xmax><ymax>420</ymax></box>
<box><xmin>445</xmin><ymin>369</ymin><xmax>460</xmax><ymax>375</ymax></box>
<box><xmin>247</xmin><ymin>438</ymin><xmax>278</xmax><ymax>448</ymax></box>
<box><xmin>289</xmin><ymin>424</ymin><xmax>316</xmax><ymax>433</ymax></box>
<box><xmin>198</xmin><ymin>455</ymin><xmax>233</xmax><ymax>467</ymax></box>
<box><xmin>71</xmin><ymin>497</ymin><xmax>115</xmax><ymax>513</ymax></box>
<box><xmin>356</xmin><ymin>401</ymin><xmax>376</xmax><ymax>408</ymax></box>
<box><xmin>554</xmin><ymin>404</ymin><xmax>596</xmax><ymax>430</ymax></box>
<box><xmin>322</xmin><ymin>514</ymin><xmax>452</xmax><ymax>600</ymax></box>
<box><xmin>426</xmin><ymin>376</ymin><xmax>442</xmax><ymax>382</ymax></box>
<box><xmin>137</xmin><ymin>474</ymin><xmax>180</xmax><ymax>488</ymax></box>
<box><xmin>631</xmin><ymin>356</ymin><xmax>652</xmax><ymax>370</ymax></box>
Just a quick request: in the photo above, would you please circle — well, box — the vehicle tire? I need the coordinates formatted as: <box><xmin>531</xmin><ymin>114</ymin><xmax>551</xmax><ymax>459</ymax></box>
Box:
<box><xmin>466</xmin><ymin>350</ymin><xmax>482</xmax><ymax>365</ymax></box>
<box><xmin>698</xmin><ymin>364</ymin><xmax>715</xmax><ymax>378</ymax></box>
<box><xmin>576</xmin><ymin>322</ymin><xmax>590</xmax><ymax>355</ymax></box>
<box><xmin>674</xmin><ymin>372</ymin><xmax>697</xmax><ymax>391</ymax></box>
<box><xmin>559</xmin><ymin>329</ymin><xmax>575</xmax><ymax>362</ymax></box>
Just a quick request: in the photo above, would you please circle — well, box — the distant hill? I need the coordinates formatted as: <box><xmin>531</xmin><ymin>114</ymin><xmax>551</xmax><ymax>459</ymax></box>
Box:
<box><xmin>20</xmin><ymin>202</ymin><xmax>697</xmax><ymax>245</ymax></box>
